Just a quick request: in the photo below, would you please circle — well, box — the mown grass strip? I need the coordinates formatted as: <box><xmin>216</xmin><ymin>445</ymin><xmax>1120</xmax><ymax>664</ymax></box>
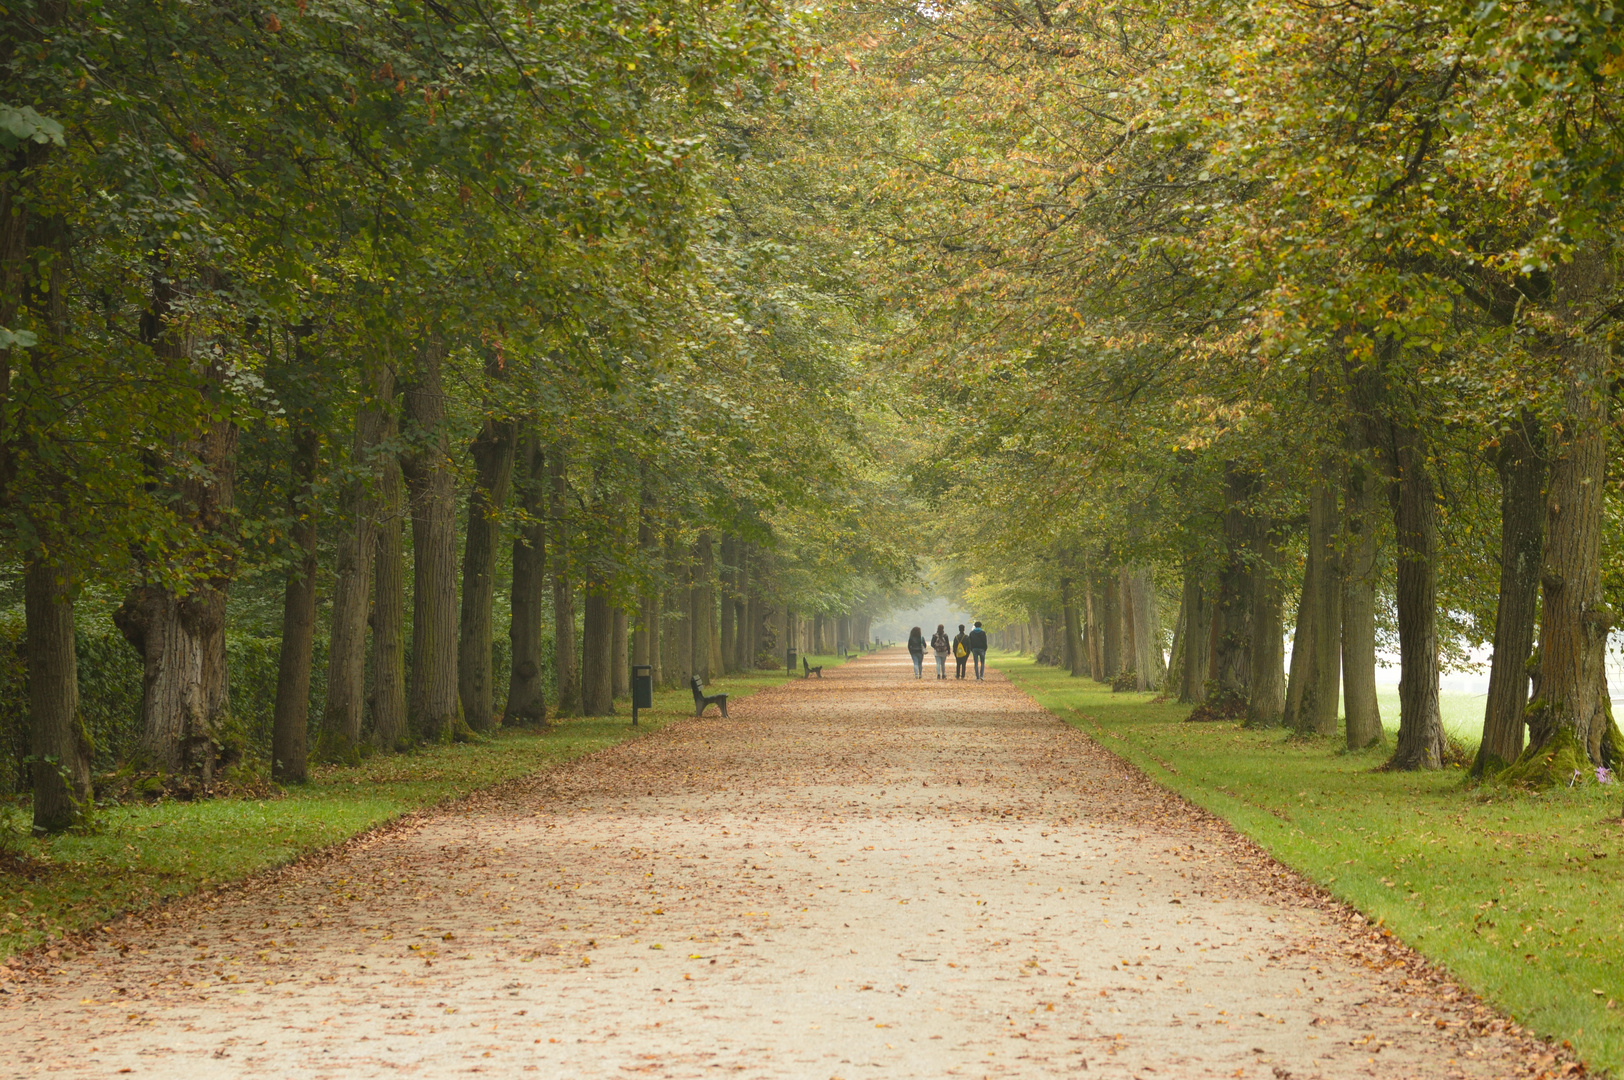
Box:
<box><xmin>997</xmin><ymin>653</ymin><xmax>1624</xmax><ymax>1074</ymax></box>
<box><xmin>1</xmin><ymin>657</ymin><xmax>852</xmax><ymax>959</ymax></box>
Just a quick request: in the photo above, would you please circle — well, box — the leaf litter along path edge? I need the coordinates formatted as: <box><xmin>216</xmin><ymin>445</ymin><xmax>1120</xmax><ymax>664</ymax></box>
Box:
<box><xmin>0</xmin><ymin>651</ymin><xmax>1575</xmax><ymax>1078</ymax></box>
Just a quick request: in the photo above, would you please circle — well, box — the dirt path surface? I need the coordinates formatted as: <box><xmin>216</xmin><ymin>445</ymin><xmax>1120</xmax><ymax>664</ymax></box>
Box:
<box><xmin>4</xmin><ymin>651</ymin><xmax>1561</xmax><ymax>1078</ymax></box>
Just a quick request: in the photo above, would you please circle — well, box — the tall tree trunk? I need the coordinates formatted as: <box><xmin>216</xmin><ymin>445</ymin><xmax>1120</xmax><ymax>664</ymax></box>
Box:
<box><xmin>1060</xmin><ymin>571</ymin><xmax>1079</xmax><ymax>674</ymax></box>
<box><xmin>672</xmin><ymin>545</ymin><xmax>693</xmax><ymax>687</ymax></box>
<box><xmin>1101</xmin><ymin>572</ymin><xmax>1123</xmax><ymax>678</ymax></box>
<box><xmin>318</xmin><ymin>362</ymin><xmax>392</xmax><ymax>760</ymax></box>
<box><xmin>371</xmin><ymin>415</ymin><xmax>408</xmax><ymax>750</ymax></box>
<box><xmin>1516</xmin><ymin>312</ymin><xmax>1612</xmax><ymax>778</ymax></box>
<box><xmin>1386</xmin><ymin>421</ymin><xmax>1445</xmax><ymax>769</ymax></box>
<box><xmin>402</xmin><ymin>336</ymin><xmax>461</xmax><ymax>742</ymax></box>
<box><xmin>1177</xmin><ymin>562</ymin><xmax>1210</xmax><ymax>704</ymax></box>
<box><xmin>457</xmin><ymin>410</ymin><xmax>517</xmax><ymax>731</ymax></box>
<box><xmin>1086</xmin><ymin>573</ymin><xmax>1105</xmax><ymax>679</ymax></box>
<box><xmin>27</xmin><ymin>557</ymin><xmax>90</xmax><ymax>832</ymax></box>
<box><xmin>735</xmin><ymin>545</ymin><xmax>752</xmax><ymax>671</ymax></box>
<box><xmin>1129</xmin><ymin>567</ymin><xmax>1162</xmax><ymax>690</ymax></box>
<box><xmin>116</xmin><ymin>429</ymin><xmax>235</xmax><ymax>773</ymax></box>
<box><xmin>1246</xmin><ymin>515</ymin><xmax>1287</xmax><ymax>728</ymax></box>
<box><xmin>1342</xmin><ymin>421</ymin><xmax>1383</xmax><ymax>749</ymax></box>
<box><xmin>503</xmin><ymin>434</ymin><xmax>547</xmax><ymax>726</ymax></box>
<box><xmin>1209</xmin><ymin>464</ymin><xmax>1254</xmax><ymax>707</ymax></box>
<box><xmin>720</xmin><ymin>535</ymin><xmax>737</xmax><ymax>673</ymax></box>
<box><xmin>549</xmin><ymin>449</ymin><xmax>580</xmax><ymax>717</ymax></box>
<box><xmin>271</xmin><ymin>421</ymin><xmax>318</xmax><ymax>783</ymax></box>
<box><xmin>1474</xmin><ymin>412</ymin><xmax>1545</xmax><ymax>775</ymax></box>
<box><xmin>1165</xmin><ymin>593</ymin><xmax>1187</xmax><ymax>696</ymax></box>
<box><xmin>1118</xmin><ymin>570</ymin><xmax>1136</xmax><ymax>682</ymax></box>
<box><xmin>693</xmin><ymin>534</ymin><xmax>714</xmax><ymax>682</ymax></box>
<box><xmin>612</xmin><ymin>607</ymin><xmax>629</xmax><ymax>698</ymax></box>
<box><xmin>581</xmin><ymin>584</ymin><xmax>614</xmax><ymax>715</ymax></box>
<box><xmin>1299</xmin><ymin>477</ymin><xmax>1338</xmax><ymax>737</ymax></box>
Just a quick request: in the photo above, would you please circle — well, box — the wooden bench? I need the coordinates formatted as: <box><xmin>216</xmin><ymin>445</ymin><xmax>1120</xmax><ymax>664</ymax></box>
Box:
<box><xmin>802</xmin><ymin>657</ymin><xmax>823</xmax><ymax>679</ymax></box>
<box><xmin>690</xmin><ymin>676</ymin><xmax>728</xmax><ymax>717</ymax></box>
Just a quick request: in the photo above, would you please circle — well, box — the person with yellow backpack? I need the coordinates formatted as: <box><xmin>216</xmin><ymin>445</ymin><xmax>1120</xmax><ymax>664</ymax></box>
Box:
<box><xmin>952</xmin><ymin>624</ymin><xmax>970</xmax><ymax>680</ymax></box>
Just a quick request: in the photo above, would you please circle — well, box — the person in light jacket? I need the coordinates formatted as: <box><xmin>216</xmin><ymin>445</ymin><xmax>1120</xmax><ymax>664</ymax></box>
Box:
<box><xmin>930</xmin><ymin>624</ymin><xmax>950</xmax><ymax>679</ymax></box>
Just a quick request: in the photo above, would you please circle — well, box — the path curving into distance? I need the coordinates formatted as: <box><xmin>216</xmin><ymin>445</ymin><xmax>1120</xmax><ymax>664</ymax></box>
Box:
<box><xmin>3</xmin><ymin>649</ymin><xmax>1557</xmax><ymax>1078</ymax></box>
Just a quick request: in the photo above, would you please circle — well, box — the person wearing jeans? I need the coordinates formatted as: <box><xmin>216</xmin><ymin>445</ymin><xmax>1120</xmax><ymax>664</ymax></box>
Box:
<box><xmin>931</xmin><ymin>625</ymin><xmax>950</xmax><ymax>679</ymax></box>
<box><xmin>967</xmin><ymin>620</ymin><xmax>989</xmax><ymax>680</ymax></box>
<box><xmin>907</xmin><ymin>626</ymin><xmax>926</xmax><ymax>678</ymax></box>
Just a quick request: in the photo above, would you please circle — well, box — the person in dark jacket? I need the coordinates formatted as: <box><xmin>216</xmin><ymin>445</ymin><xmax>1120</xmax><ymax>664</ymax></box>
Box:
<box><xmin>907</xmin><ymin>626</ymin><xmax>926</xmax><ymax>678</ymax></box>
<box><xmin>952</xmin><ymin>624</ymin><xmax>970</xmax><ymax>679</ymax></box>
<box><xmin>930</xmin><ymin>625</ymin><xmax>950</xmax><ymax>679</ymax></box>
<box><xmin>967</xmin><ymin>621</ymin><xmax>989</xmax><ymax>680</ymax></box>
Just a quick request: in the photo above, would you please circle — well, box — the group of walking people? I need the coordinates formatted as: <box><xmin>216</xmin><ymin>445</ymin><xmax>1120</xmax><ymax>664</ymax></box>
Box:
<box><xmin>907</xmin><ymin>622</ymin><xmax>988</xmax><ymax>680</ymax></box>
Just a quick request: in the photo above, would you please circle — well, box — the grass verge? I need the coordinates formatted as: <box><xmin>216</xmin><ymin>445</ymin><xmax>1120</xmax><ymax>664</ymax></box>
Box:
<box><xmin>1</xmin><ymin>658</ymin><xmax>850</xmax><ymax>960</ymax></box>
<box><xmin>996</xmin><ymin>653</ymin><xmax>1624</xmax><ymax>1075</ymax></box>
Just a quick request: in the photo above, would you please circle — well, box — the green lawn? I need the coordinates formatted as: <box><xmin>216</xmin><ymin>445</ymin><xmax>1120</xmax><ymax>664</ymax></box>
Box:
<box><xmin>997</xmin><ymin>653</ymin><xmax>1624</xmax><ymax>1074</ymax></box>
<box><xmin>1</xmin><ymin>659</ymin><xmax>846</xmax><ymax>959</ymax></box>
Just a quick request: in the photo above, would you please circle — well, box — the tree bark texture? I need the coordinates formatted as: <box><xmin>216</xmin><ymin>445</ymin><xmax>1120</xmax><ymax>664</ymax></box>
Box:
<box><xmin>1387</xmin><ymin>421</ymin><xmax>1445</xmax><ymax>769</ymax></box>
<box><xmin>1059</xmin><ymin>572</ymin><xmax>1079</xmax><ymax>675</ymax></box>
<box><xmin>1475</xmin><ymin>413</ymin><xmax>1545</xmax><ymax>774</ymax></box>
<box><xmin>318</xmin><ymin>362</ymin><xmax>392</xmax><ymax>760</ymax></box>
<box><xmin>1294</xmin><ymin>478</ymin><xmax>1343</xmax><ymax>738</ymax></box>
<box><xmin>504</xmin><ymin>434</ymin><xmax>547</xmax><ymax>726</ymax></box>
<box><xmin>370</xmin><ymin>418</ymin><xmax>408</xmax><ymax>750</ymax></box>
<box><xmin>402</xmin><ymin>337</ymin><xmax>462</xmax><ymax>742</ymax></box>
<box><xmin>693</xmin><ymin>533</ymin><xmax>714</xmax><ymax>681</ymax></box>
<box><xmin>1177</xmin><ymin>563</ymin><xmax>1210</xmax><ymax>704</ymax></box>
<box><xmin>736</xmin><ymin>548</ymin><xmax>752</xmax><ymax>671</ymax></box>
<box><xmin>1085</xmin><ymin>574</ymin><xmax>1104</xmax><ymax>680</ymax></box>
<box><xmin>1120</xmin><ymin>567</ymin><xmax>1138</xmax><ymax>682</ymax></box>
<box><xmin>549</xmin><ymin>449</ymin><xmax>581</xmax><ymax>717</ymax></box>
<box><xmin>27</xmin><ymin>558</ymin><xmax>90</xmax><ymax>832</ymax></box>
<box><xmin>1519</xmin><ymin>322</ymin><xmax>1612</xmax><ymax>776</ymax></box>
<box><xmin>1342</xmin><ymin>423</ymin><xmax>1383</xmax><ymax>749</ymax></box>
<box><xmin>581</xmin><ymin>584</ymin><xmax>615</xmax><ymax>715</ymax></box>
<box><xmin>270</xmin><ymin>422</ymin><xmax>318</xmax><ymax>783</ymax></box>
<box><xmin>1209</xmin><ymin>465</ymin><xmax>1254</xmax><ymax>706</ymax></box>
<box><xmin>1129</xmin><ymin>567</ymin><xmax>1162</xmax><ymax>690</ymax></box>
<box><xmin>1246</xmin><ymin>516</ymin><xmax>1287</xmax><ymax>728</ymax></box>
<box><xmin>720</xmin><ymin>535</ymin><xmax>737</xmax><ymax>673</ymax></box>
<box><xmin>1101</xmin><ymin>572</ymin><xmax>1122</xmax><ymax>678</ymax></box>
<box><xmin>457</xmin><ymin>412</ymin><xmax>517</xmax><ymax>731</ymax></box>
<box><xmin>115</xmin><ymin>420</ymin><xmax>235</xmax><ymax>776</ymax></box>
<box><xmin>612</xmin><ymin>607</ymin><xmax>629</xmax><ymax>698</ymax></box>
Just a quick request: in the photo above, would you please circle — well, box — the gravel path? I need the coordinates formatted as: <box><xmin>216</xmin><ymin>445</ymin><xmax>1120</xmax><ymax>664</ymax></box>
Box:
<box><xmin>2</xmin><ymin>651</ymin><xmax>1564</xmax><ymax>1078</ymax></box>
